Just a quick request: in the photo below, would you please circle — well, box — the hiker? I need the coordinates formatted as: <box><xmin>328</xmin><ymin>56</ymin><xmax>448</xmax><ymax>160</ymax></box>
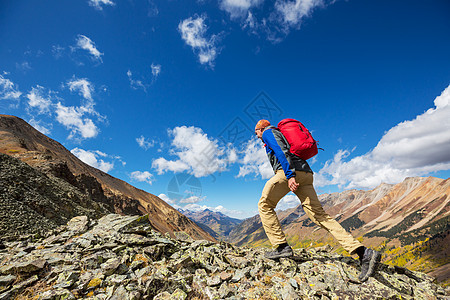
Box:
<box><xmin>255</xmin><ymin>119</ymin><xmax>381</xmax><ymax>282</ymax></box>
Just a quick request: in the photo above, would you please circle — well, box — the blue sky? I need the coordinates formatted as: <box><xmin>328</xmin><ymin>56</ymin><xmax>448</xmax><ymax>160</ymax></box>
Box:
<box><xmin>1</xmin><ymin>0</ymin><xmax>449</xmax><ymax>219</ymax></box>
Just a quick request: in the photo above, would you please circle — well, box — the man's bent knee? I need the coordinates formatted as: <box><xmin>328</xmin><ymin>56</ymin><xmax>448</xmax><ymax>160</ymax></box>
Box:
<box><xmin>258</xmin><ymin>196</ymin><xmax>275</xmax><ymax>212</ymax></box>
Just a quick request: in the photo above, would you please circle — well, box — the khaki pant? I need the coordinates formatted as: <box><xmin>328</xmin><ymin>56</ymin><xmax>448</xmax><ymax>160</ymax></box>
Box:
<box><xmin>258</xmin><ymin>170</ymin><xmax>362</xmax><ymax>254</ymax></box>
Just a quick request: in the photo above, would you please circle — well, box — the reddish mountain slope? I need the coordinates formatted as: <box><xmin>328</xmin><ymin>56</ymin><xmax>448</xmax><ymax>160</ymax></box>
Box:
<box><xmin>0</xmin><ymin>114</ymin><xmax>214</xmax><ymax>242</ymax></box>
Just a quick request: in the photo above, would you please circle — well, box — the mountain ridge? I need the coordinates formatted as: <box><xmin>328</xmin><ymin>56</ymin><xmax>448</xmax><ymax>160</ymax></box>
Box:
<box><xmin>0</xmin><ymin>114</ymin><xmax>215</xmax><ymax>242</ymax></box>
<box><xmin>178</xmin><ymin>208</ymin><xmax>243</xmax><ymax>239</ymax></box>
<box><xmin>226</xmin><ymin>175</ymin><xmax>450</xmax><ymax>283</ymax></box>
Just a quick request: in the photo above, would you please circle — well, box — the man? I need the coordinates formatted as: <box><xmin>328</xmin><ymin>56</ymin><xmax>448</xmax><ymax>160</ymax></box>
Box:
<box><xmin>255</xmin><ymin>119</ymin><xmax>381</xmax><ymax>282</ymax></box>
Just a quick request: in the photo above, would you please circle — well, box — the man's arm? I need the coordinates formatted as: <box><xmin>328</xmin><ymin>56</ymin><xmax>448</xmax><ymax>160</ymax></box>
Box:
<box><xmin>262</xmin><ymin>129</ymin><xmax>296</xmax><ymax>179</ymax></box>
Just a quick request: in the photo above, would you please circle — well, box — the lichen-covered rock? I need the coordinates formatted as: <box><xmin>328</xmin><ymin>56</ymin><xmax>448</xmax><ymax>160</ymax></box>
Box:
<box><xmin>100</xmin><ymin>257</ymin><xmax>121</xmax><ymax>276</ymax></box>
<box><xmin>153</xmin><ymin>288</ymin><xmax>187</xmax><ymax>300</ymax></box>
<box><xmin>1</xmin><ymin>258</ymin><xmax>46</xmax><ymax>274</ymax></box>
<box><xmin>87</xmin><ymin>277</ymin><xmax>102</xmax><ymax>290</ymax></box>
<box><xmin>109</xmin><ymin>285</ymin><xmax>128</xmax><ymax>300</ymax></box>
<box><xmin>95</xmin><ymin>214</ymin><xmax>149</xmax><ymax>234</ymax></box>
<box><xmin>206</xmin><ymin>274</ymin><xmax>222</xmax><ymax>287</ymax></box>
<box><xmin>0</xmin><ymin>290</ymin><xmax>12</xmax><ymax>300</ymax></box>
<box><xmin>153</xmin><ymin>291</ymin><xmax>171</xmax><ymax>300</ymax></box>
<box><xmin>66</xmin><ymin>216</ymin><xmax>89</xmax><ymax>234</ymax></box>
<box><xmin>53</xmin><ymin>271</ymin><xmax>78</xmax><ymax>289</ymax></box>
<box><xmin>0</xmin><ymin>214</ymin><xmax>446</xmax><ymax>300</ymax></box>
<box><xmin>171</xmin><ymin>288</ymin><xmax>188</xmax><ymax>300</ymax></box>
<box><xmin>174</xmin><ymin>231</ymin><xmax>194</xmax><ymax>243</ymax></box>
<box><xmin>231</xmin><ymin>267</ymin><xmax>250</xmax><ymax>283</ymax></box>
<box><xmin>40</xmin><ymin>288</ymin><xmax>76</xmax><ymax>300</ymax></box>
<box><xmin>9</xmin><ymin>275</ymin><xmax>39</xmax><ymax>296</ymax></box>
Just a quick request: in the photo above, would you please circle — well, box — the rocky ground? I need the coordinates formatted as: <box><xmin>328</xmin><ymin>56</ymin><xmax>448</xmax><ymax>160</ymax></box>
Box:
<box><xmin>0</xmin><ymin>214</ymin><xmax>448</xmax><ymax>300</ymax></box>
<box><xmin>0</xmin><ymin>152</ymin><xmax>111</xmax><ymax>239</ymax></box>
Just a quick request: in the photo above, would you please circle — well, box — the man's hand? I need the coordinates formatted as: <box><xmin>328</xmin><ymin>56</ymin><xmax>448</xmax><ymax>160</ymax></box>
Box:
<box><xmin>288</xmin><ymin>177</ymin><xmax>299</xmax><ymax>192</ymax></box>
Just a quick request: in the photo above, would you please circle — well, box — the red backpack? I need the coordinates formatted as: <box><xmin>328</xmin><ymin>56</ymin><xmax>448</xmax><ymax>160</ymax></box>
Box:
<box><xmin>277</xmin><ymin>118</ymin><xmax>319</xmax><ymax>160</ymax></box>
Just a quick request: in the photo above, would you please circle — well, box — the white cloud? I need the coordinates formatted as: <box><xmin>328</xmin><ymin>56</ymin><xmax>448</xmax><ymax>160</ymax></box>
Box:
<box><xmin>178</xmin><ymin>16</ymin><xmax>220</xmax><ymax>67</ymax></box>
<box><xmin>127</xmin><ymin>65</ymin><xmax>160</xmax><ymax>91</ymax></box>
<box><xmin>317</xmin><ymin>84</ymin><xmax>450</xmax><ymax>189</ymax></box>
<box><xmin>152</xmin><ymin>157</ymin><xmax>190</xmax><ymax>174</ymax></box>
<box><xmin>54</xmin><ymin>77</ymin><xmax>102</xmax><ymax>140</ymax></box>
<box><xmin>182</xmin><ymin>203</ymin><xmax>244</xmax><ymax>217</ymax></box>
<box><xmin>67</xmin><ymin>78</ymin><xmax>94</xmax><ymax>102</ymax></box>
<box><xmin>94</xmin><ymin>151</ymin><xmax>124</xmax><ymax>164</ymax></box>
<box><xmin>26</xmin><ymin>86</ymin><xmax>52</xmax><ymax>114</ymax></box>
<box><xmin>71</xmin><ymin>147</ymin><xmax>114</xmax><ymax>173</ymax></box>
<box><xmin>220</xmin><ymin>0</ymin><xmax>262</xmax><ymax>19</ymax></box>
<box><xmin>151</xmin><ymin>63</ymin><xmax>161</xmax><ymax>78</ymax></box>
<box><xmin>227</xmin><ymin>148</ymin><xmax>238</xmax><ymax>164</ymax></box>
<box><xmin>16</xmin><ymin>61</ymin><xmax>31</xmax><ymax>72</ymax></box>
<box><xmin>276</xmin><ymin>194</ymin><xmax>300</xmax><ymax>211</ymax></box>
<box><xmin>213</xmin><ymin>205</ymin><xmax>244</xmax><ymax>216</ymax></box>
<box><xmin>136</xmin><ymin>135</ymin><xmax>155</xmax><ymax>150</ymax></box>
<box><xmin>55</xmin><ymin>103</ymin><xmax>99</xmax><ymax>139</ymax></box>
<box><xmin>25</xmin><ymin>78</ymin><xmax>103</xmax><ymax>140</ymax></box>
<box><xmin>158</xmin><ymin>193</ymin><xmax>177</xmax><ymax>205</ymax></box>
<box><xmin>94</xmin><ymin>150</ymin><xmax>108</xmax><ymax>157</ymax></box>
<box><xmin>147</xmin><ymin>0</ymin><xmax>158</xmax><ymax>17</ymax></box>
<box><xmin>236</xmin><ymin>137</ymin><xmax>274</xmax><ymax>179</ymax></box>
<box><xmin>23</xmin><ymin>49</ymin><xmax>43</xmax><ymax>58</ymax></box>
<box><xmin>130</xmin><ymin>171</ymin><xmax>154</xmax><ymax>185</ymax></box>
<box><xmin>180</xmin><ymin>195</ymin><xmax>206</xmax><ymax>204</ymax></box>
<box><xmin>52</xmin><ymin>45</ymin><xmax>65</xmax><ymax>59</ymax></box>
<box><xmin>274</xmin><ymin>0</ymin><xmax>324</xmax><ymax>28</ymax></box>
<box><xmin>75</xmin><ymin>35</ymin><xmax>103</xmax><ymax>62</ymax></box>
<box><xmin>28</xmin><ymin>118</ymin><xmax>52</xmax><ymax>135</ymax></box>
<box><xmin>243</xmin><ymin>11</ymin><xmax>257</xmax><ymax>29</ymax></box>
<box><xmin>0</xmin><ymin>74</ymin><xmax>22</xmax><ymax>100</ymax></box>
<box><xmin>219</xmin><ymin>0</ymin><xmax>331</xmax><ymax>43</ymax></box>
<box><xmin>127</xmin><ymin>70</ymin><xmax>147</xmax><ymax>92</ymax></box>
<box><xmin>160</xmin><ymin>191</ymin><xmax>243</xmax><ymax>217</ymax></box>
<box><xmin>183</xmin><ymin>204</ymin><xmax>208</xmax><ymax>211</ymax></box>
<box><xmin>152</xmin><ymin>126</ymin><xmax>236</xmax><ymax>177</ymax></box>
<box><xmin>88</xmin><ymin>0</ymin><xmax>115</xmax><ymax>11</ymax></box>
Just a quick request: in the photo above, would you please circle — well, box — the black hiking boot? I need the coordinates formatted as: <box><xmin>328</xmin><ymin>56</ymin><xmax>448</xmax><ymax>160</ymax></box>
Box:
<box><xmin>264</xmin><ymin>243</ymin><xmax>293</xmax><ymax>260</ymax></box>
<box><xmin>359</xmin><ymin>248</ymin><xmax>381</xmax><ymax>282</ymax></box>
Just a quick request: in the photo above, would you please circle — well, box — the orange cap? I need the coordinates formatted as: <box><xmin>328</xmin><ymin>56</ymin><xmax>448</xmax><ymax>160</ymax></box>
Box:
<box><xmin>255</xmin><ymin>119</ymin><xmax>271</xmax><ymax>130</ymax></box>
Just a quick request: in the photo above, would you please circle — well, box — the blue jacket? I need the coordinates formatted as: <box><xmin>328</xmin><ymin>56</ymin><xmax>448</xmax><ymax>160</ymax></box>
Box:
<box><xmin>262</xmin><ymin>126</ymin><xmax>313</xmax><ymax>179</ymax></box>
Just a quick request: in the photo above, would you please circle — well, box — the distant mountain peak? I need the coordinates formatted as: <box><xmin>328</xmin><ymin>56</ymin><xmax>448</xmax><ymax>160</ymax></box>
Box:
<box><xmin>178</xmin><ymin>207</ymin><xmax>243</xmax><ymax>239</ymax></box>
